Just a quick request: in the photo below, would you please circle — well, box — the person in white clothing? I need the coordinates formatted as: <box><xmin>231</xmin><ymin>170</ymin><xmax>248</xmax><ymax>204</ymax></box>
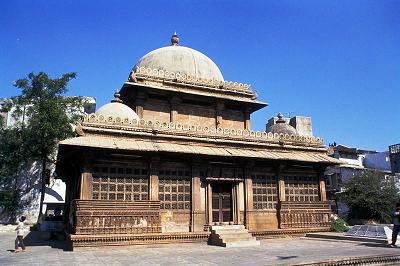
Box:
<box><xmin>14</xmin><ymin>216</ymin><xmax>26</xmax><ymax>252</ymax></box>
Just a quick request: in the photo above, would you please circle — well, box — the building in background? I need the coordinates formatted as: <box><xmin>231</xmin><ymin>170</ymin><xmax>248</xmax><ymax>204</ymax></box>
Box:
<box><xmin>0</xmin><ymin>96</ymin><xmax>96</xmax><ymax>127</ymax></box>
<box><xmin>389</xmin><ymin>143</ymin><xmax>400</xmax><ymax>174</ymax></box>
<box><xmin>325</xmin><ymin>144</ymin><xmax>394</xmax><ymax>214</ymax></box>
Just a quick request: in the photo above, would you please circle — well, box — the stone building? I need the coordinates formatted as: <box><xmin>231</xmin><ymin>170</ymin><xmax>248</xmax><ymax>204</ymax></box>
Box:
<box><xmin>55</xmin><ymin>34</ymin><xmax>339</xmax><ymax>248</ymax></box>
<box><xmin>325</xmin><ymin>144</ymin><xmax>394</xmax><ymax>214</ymax></box>
<box><xmin>389</xmin><ymin>144</ymin><xmax>400</xmax><ymax>174</ymax></box>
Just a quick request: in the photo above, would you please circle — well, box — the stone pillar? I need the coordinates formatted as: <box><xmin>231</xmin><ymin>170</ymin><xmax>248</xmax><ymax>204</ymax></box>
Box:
<box><xmin>244</xmin><ymin>106</ymin><xmax>251</xmax><ymax>130</ymax></box>
<box><xmin>215</xmin><ymin>101</ymin><xmax>224</xmax><ymax>129</ymax></box>
<box><xmin>136</xmin><ymin>101</ymin><xmax>144</xmax><ymax>118</ymax></box>
<box><xmin>149</xmin><ymin>157</ymin><xmax>160</xmax><ymax>201</ymax></box>
<box><xmin>79</xmin><ymin>170</ymin><xmax>92</xmax><ymax>200</ymax></box>
<box><xmin>277</xmin><ymin>164</ymin><xmax>286</xmax><ymax>202</ymax></box>
<box><xmin>170</xmin><ymin>95</ymin><xmax>181</xmax><ymax>123</ymax></box>
<box><xmin>135</xmin><ymin>91</ymin><xmax>146</xmax><ymax>119</ymax></box>
<box><xmin>318</xmin><ymin>167</ymin><xmax>327</xmax><ymax>201</ymax></box>
<box><xmin>244</xmin><ymin>165</ymin><xmax>253</xmax><ymax>229</ymax></box>
<box><xmin>191</xmin><ymin>163</ymin><xmax>202</xmax><ymax>231</ymax></box>
<box><xmin>276</xmin><ymin>164</ymin><xmax>286</xmax><ymax>229</ymax></box>
<box><xmin>206</xmin><ymin>183</ymin><xmax>213</xmax><ymax>225</ymax></box>
<box><xmin>232</xmin><ymin>183</ymin><xmax>241</xmax><ymax>225</ymax></box>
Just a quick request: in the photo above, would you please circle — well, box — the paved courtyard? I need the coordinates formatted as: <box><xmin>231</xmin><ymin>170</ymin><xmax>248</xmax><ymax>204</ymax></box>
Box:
<box><xmin>1</xmin><ymin>231</ymin><xmax>399</xmax><ymax>265</ymax></box>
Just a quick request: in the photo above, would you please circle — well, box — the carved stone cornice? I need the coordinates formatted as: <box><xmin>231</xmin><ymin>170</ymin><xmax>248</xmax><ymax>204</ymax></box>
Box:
<box><xmin>81</xmin><ymin>114</ymin><xmax>326</xmax><ymax>149</ymax></box>
<box><xmin>134</xmin><ymin>66</ymin><xmax>254</xmax><ymax>96</ymax></box>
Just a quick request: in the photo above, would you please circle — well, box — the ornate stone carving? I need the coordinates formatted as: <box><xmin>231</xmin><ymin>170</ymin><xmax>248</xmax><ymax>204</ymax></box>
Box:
<box><xmin>82</xmin><ymin>114</ymin><xmax>325</xmax><ymax>146</ymax></box>
<box><xmin>279</xmin><ymin>202</ymin><xmax>330</xmax><ymax>229</ymax></box>
<box><xmin>73</xmin><ymin>200</ymin><xmax>161</xmax><ymax>235</ymax></box>
<box><xmin>133</xmin><ymin>66</ymin><xmax>253</xmax><ymax>94</ymax></box>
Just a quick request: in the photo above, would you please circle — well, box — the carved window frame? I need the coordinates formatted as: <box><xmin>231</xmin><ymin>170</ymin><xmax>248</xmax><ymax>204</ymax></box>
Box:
<box><xmin>252</xmin><ymin>171</ymin><xmax>278</xmax><ymax>210</ymax></box>
<box><xmin>284</xmin><ymin>175</ymin><xmax>319</xmax><ymax>202</ymax></box>
<box><xmin>91</xmin><ymin>164</ymin><xmax>148</xmax><ymax>201</ymax></box>
<box><xmin>158</xmin><ymin>166</ymin><xmax>191</xmax><ymax>210</ymax></box>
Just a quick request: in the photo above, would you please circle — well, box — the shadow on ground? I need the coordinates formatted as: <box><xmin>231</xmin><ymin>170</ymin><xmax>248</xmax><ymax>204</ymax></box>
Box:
<box><xmin>23</xmin><ymin>231</ymin><xmax>70</xmax><ymax>251</ymax></box>
<box><xmin>277</xmin><ymin>255</ymin><xmax>298</xmax><ymax>260</ymax></box>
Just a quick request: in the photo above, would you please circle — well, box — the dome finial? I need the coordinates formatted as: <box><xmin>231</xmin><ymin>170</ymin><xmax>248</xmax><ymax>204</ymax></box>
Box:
<box><xmin>276</xmin><ymin>113</ymin><xmax>285</xmax><ymax>123</ymax></box>
<box><xmin>111</xmin><ymin>91</ymin><xmax>123</xmax><ymax>103</ymax></box>
<box><xmin>171</xmin><ymin>32</ymin><xmax>179</xmax><ymax>46</ymax></box>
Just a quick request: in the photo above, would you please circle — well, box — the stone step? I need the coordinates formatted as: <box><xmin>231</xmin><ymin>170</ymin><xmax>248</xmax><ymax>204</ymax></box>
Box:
<box><xmin>211</xmin><ymin>225</ymin><xmax>245</xmax><ymax>230</ymax></box>
<box><xmin>211</xmin><ymin>229</ymin><xmax>249</xmax><ymax>235</ymax></box>
<box><xmin>223</xmin><ymin>239</ymin><xmax>261</xmax><ymax>248</ymax></box>
<box><xmin>213</xmin><ymin>231</ymin><xmax>250</xmax><ymax>237</ymax></box>
<box><xmin>209</xmin><ymin>224</ymin><xmax>260</xmax><ymax>248</ymax></box>
<box><xmin>221</xmin><ymin>236</ymin><xmax>257</xmax><ymax>243</ymax></box>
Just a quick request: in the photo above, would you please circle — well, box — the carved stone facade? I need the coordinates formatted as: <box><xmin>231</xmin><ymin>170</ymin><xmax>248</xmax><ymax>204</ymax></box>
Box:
<box><xmin>56</xmin><ymin>34</ymin><xmax>339</xmax><ymax>248</ymax></box>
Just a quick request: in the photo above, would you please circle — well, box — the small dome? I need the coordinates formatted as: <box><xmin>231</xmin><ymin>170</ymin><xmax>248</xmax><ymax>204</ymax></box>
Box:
<box><xmin>133</xmin><ymin>33</ymin><xmax>224</xmax><ymax>81</ymax></box>
<box><xmin>95</xmin><ymin>92</ymin><xmax>139</xmax><ymax>120</ymax></box>
<box><xmin>267</xmin><ymin>113</ymin><xmax>298</xmax><ymax>135</ymax></box>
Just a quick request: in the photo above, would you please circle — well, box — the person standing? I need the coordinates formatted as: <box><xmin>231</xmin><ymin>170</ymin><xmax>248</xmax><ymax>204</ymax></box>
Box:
<box><xmin>14</xmin><ymin>216</ymin><xmax>26</xmax><ymax>252</ymax></box>
<box><xmin>390</xmin><ymin>203</ymin><xmax>400</xmax><ymax>247</ymax></box>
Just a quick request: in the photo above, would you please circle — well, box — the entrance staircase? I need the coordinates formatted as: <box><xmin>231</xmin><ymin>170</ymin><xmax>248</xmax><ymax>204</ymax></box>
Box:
<box><xmin>208</xmin><ymin>225</ymin><xmax>260</xmax><ymax>247</ymax></box>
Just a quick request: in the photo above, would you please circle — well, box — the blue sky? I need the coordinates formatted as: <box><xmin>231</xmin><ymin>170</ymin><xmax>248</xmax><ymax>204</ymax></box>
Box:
<box><xmin>1</xmin><ymin>0</ymin><xmax>399</xmax><ymax>151</ymax></box>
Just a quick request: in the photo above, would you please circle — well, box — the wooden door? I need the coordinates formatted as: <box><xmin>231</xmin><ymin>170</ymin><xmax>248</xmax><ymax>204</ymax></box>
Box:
<box><xmin>212</xmin><ymin>183</ymin><xmax>232</xmax><ymax>223</ymax></box>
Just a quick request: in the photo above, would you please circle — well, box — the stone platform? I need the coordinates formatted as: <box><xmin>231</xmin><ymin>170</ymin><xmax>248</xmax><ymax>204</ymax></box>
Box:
<box><xmin>2</xmin><ymin>231</ymin><xmax>400</xmax><ymax>265</ymax></box>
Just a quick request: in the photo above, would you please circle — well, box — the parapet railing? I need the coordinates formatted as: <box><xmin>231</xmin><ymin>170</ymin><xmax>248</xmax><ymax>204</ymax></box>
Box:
<box><xmin>82</xmin><ymin>114</ymin><xmax>325</xmax><ymax>147</ymax></box>
<box><xmin>73</xmin><ymin>200</ymin><xmax>161</xmax><ymax>235</ymax></box>
<box><xmin>279</xmin><ymin>201</ymin><xmax>331</xmax><ymax>229</ymax></box>
<box><xmin>132</xmin><ymin>66</ymin><xmax>254</xmax><ymax>95</ymax></box>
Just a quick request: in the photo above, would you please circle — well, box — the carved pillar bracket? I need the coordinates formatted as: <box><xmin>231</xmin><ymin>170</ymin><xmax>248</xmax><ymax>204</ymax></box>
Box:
<box><xmin>149</xmin><ymin>157</ymin><xmax>160</xmax><ymax>201</ymax></box>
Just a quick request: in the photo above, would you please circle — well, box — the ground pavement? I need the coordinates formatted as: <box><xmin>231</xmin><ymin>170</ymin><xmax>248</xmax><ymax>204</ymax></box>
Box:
<box><xmin>1</xmin><ymin>231</ymin><xmax>400</xmax><ymax>265</ymax></box>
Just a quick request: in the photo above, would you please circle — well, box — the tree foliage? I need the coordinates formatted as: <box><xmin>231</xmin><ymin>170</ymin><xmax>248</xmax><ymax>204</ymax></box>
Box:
<box><xmin>0</xmin><ymin>126</ymin><xmax>29</xmax><ymax>221</ymax></box>
<box><xmin>339</xmin><ymin>170</ymin><xmax>399</xmax><ymax>223</ymax></box>
<box><xmin>0</xmin><ymin>72</ymin><xmax>83</xmax><ymax>221</ymax></box>
<box><xmin>13</xmin><ymin>72</ymin><xmax>82</xmax><ymax>160</ymax></box>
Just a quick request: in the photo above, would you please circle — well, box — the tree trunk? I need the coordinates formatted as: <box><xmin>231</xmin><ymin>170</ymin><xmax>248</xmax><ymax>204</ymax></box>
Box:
<box><xmin>9</xmin><ymin>171</ymin><xmax>19</xmax><ymax>223</ymax></box>
<box><xmin>38</xmin><ymin>158</ymin><xmax>47</xmax><ymax>223</ymax></box>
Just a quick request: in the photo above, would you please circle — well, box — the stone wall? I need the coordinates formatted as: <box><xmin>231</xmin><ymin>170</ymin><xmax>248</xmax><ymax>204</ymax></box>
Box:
<box><xmin>142</xmin><ymin>99</ymin><xmax>170</xmax><ymax>123</ymax></box>
<box><xmin>176</xmin><ymin>103</ymin><xmax>215</xmax><ymax>127</ymax></box>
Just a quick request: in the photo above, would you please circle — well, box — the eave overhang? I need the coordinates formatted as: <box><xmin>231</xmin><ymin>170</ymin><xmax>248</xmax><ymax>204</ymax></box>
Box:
<box><xmin>121</xmin><ymin>82</ymin><xmax>268</xmax><ymax>113</ymax></box>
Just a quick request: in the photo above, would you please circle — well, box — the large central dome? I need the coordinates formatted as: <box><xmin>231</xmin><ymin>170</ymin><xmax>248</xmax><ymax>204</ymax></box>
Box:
<box><xmin>133</xmin><ymin>33</ymin><xmax>224</xmax><ymax>81</ymax></box>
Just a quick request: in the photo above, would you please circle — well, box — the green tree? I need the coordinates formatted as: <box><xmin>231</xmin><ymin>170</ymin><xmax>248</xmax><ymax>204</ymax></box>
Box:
<box><xmin>1</xmin><ymin>72</ymin><xmax>83</xmax><ymax>221</ymax></box>
<box><xmin>339</xmin><ymin>170</ymin><xmax>399</xmax><ymax>223</ymax></box>
<box><xmin>0</xmin><ymin>126</ymin><xmax>29</xmax><ymax>222</ymax></box>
